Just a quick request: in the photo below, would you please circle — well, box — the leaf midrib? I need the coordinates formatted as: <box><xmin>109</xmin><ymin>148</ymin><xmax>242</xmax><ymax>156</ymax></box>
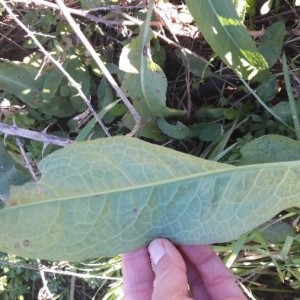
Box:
<box><xmin>7</xmin><ymin>160</ymin><xmax>299</xmax><ymax>209</ymax></box>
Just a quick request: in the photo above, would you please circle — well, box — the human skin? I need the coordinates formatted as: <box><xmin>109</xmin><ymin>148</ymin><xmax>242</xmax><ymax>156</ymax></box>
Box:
<box><xmin>122</xmin><ymin>238</ymin><xmax>246</xmax><ymax>300</ymax></box>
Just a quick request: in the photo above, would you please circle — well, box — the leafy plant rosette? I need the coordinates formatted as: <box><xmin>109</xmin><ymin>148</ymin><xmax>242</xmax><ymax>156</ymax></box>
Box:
<box><xmin>0</xmin><ymin>135</ymin><xmax>299</xmax><ymax>261</ymax></box>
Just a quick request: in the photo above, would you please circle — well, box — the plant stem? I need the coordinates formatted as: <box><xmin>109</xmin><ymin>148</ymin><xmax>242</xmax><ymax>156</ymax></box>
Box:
<box><xmin>36</xmin><ymin>259</ymin><xmax>54</xmax><ymax>299</ymax></box>
<box><xmin>0</xmin><ymin>259</ymin><xmax>122</xmax><ymax>281</ymax></box>
<box><xmin>0</xmin><ymin>122</ymin><xmax>73</xmax><ymax>147</ymax></box>
<box><xmin>15</xmin><ymin>137</ymin><xmax>39</xmax><ymax>181</ymax></box>
<box><xmin>69</xmin><ymin>276</ymin><xmax>75</xmax><ymax>300</ymax></box>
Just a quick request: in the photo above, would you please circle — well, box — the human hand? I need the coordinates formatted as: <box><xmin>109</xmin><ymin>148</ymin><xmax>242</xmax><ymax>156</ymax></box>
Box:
<box><xmin>122</xmin><ymin>238</ymin><xmax>246</xmax><ymax>300</ymax></box>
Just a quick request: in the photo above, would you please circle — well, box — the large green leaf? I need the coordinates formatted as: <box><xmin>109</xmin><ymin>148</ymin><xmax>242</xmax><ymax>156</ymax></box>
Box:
<box><xmin>1</xmin><ymin>137</ymin><xmax>300</xmax><ymax>261</ymax></box>
<box><xmin>185</xmin><ymin>0</ymin><xmax>269</xmax><ymax>81</ymax></box>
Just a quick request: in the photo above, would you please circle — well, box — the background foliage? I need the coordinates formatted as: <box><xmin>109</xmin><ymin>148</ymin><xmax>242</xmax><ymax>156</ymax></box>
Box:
<box><xmin>0</xmin><ymin>0</ymin><xmax>300</xmax><ymax>299</ymax></box>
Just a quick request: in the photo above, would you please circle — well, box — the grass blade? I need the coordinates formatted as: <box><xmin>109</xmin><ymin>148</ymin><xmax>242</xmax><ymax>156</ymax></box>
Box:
<box><xmin>282</xmin><ymin>52</ymin><xmax>300</xmax><ymax>140</ymax></box>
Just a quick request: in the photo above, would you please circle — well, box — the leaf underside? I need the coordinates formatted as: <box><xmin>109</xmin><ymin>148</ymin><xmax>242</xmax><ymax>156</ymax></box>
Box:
<box><xmin>1</xmin><ymin>137</ymin><xmax>300</xmax><ymax>261</ymax></box>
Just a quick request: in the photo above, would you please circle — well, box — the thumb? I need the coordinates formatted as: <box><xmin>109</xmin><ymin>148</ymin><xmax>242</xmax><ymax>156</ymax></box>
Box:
<box><xmin>148</xmin><ymin>239</ymin><xmax>192</xmax><ymax>300</ymax></box>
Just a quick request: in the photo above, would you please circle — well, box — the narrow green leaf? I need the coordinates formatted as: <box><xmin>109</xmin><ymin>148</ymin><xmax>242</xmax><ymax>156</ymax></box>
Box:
<box><xmin>1</xmin><ymin>137</ymin><xmax>300</xmax><ymax>261</ymax></box>
<box><xmin>185</xmin><ymin>0</ymin><xmax>269</xmax><ymax>81</ymax></box>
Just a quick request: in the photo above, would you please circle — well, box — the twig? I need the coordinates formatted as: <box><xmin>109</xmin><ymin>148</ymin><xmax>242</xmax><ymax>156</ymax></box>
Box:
<box><xmin>37</xmin><ymin>259</ymin><xmax>55</xmax><ymax>299</ymax></box>
<box><xmin>11</xmin><ymin>0</ymin><xmax>124</xmax><ymax>26</ymax></box>
<box><xmin>15</xmin><ymin>137</ymin><xmax>39</xmax><ymax>181</ymax></box>
<box><xmin>0</xmin><ymin>27</ymin><xmax>30</xmax><ymax>55</ymax></box>
<box><xmin>55</xmin><ymin>0</ymin><xmax>141</xmax><ymax>136</ymax></box>
<box><xmin>1</xmin><ymin>0</ymin><xmax>111</xmax><ymax>137</ymax></box>
<box><xmin>87</xmin><ymin>4</ymin><xmax>147</xmax><ymax>11</ymax></box>
<box><xmin>69</xmin><ymin>275</ymin><xmax>75</xmax><ymax>300</ymax></box>
<box><xmin>0</xmin><ymin>259</ymin><xmax>122</xmax><ymax>281</ymax></box>
<box><xmin>0</xmin><ymin>122</ymin><xmax>73</xmax><ymax>147</ymax></box>
<box><xmin>154</xmin><ymin>4</ymin><xmax>179</xmax><ymax>43</ymax></box>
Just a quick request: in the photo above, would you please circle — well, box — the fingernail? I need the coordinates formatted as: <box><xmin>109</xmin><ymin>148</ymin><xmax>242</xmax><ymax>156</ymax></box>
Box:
<box><xmin>148</xmin><ymin>240</ymin><xmax>165</xmax><ymax>267</ymax></box>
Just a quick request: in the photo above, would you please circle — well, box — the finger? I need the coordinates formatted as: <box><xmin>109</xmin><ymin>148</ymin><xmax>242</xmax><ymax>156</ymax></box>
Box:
<box><xmin>180</xmin><ymin>245</ymin><xmax>246</xmax><ymax>300</ymax></box>
<box><xmin>121</xmin><ymin>247</ymin><xmax>154</xmax><ymax>300</ymax></box>
<box><xmin>148</xmin><ymin>238</ymin><xmax>192</xmax><ymax>300</ymax></box>
<box><xmin>181</xmin><ymin>254</ymin><xmax>211</xmax><ymax>300</ymax></box>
